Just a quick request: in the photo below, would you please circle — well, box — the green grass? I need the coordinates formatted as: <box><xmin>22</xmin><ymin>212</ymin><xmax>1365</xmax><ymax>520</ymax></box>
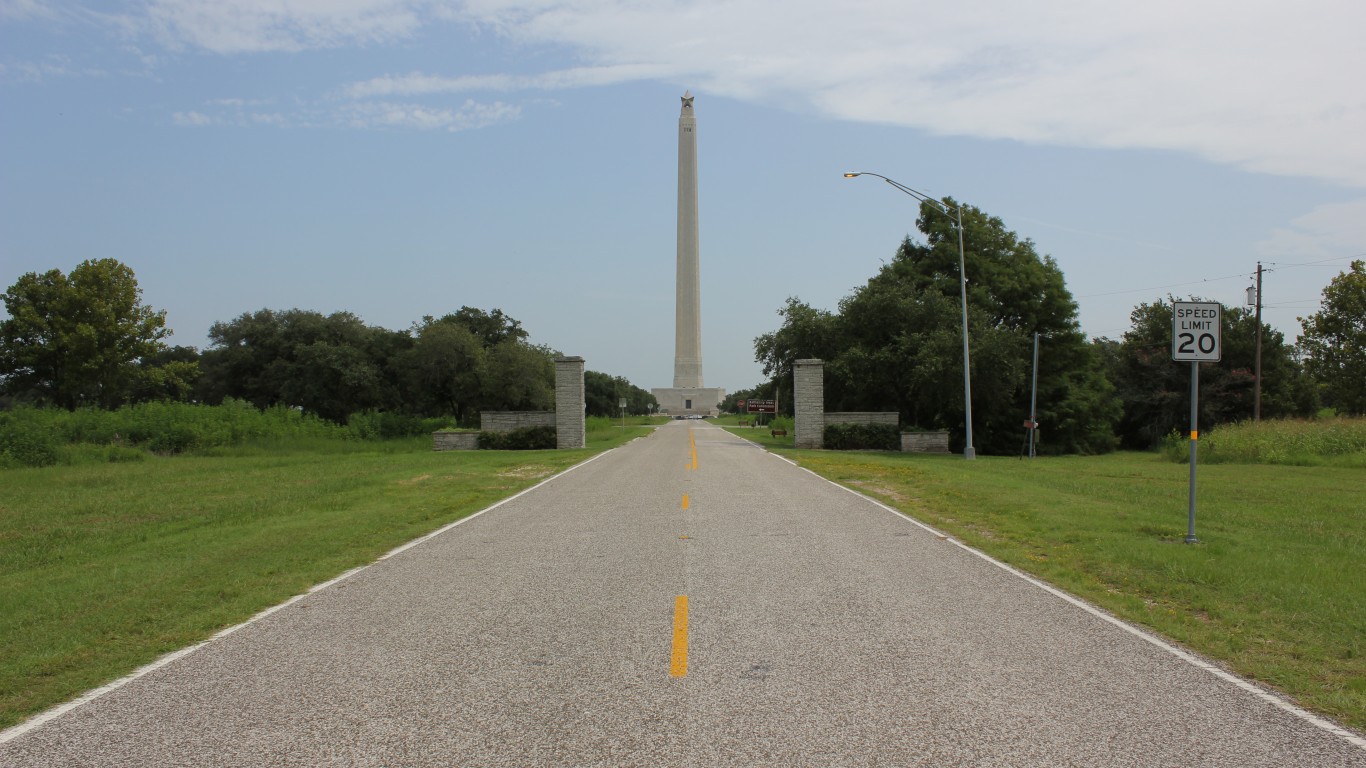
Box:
<box><xmin>1163</xmin><ymin>416</ymin><xmax>1366</xmax><ymax>467</ymax></box>
<box><xmin>0</xmin><ymin>422</ymin><xmax>657</xmax><ymax>730</ymax></box>
<box><xmin>712</xmin><ymin>413</ymin><xmax>793</xmax><ymax>447</ymax></box>
<box><xmin>767</xmin><ymin>447</ymin><xmax>1366</xmax><ymax>732</ymax></box>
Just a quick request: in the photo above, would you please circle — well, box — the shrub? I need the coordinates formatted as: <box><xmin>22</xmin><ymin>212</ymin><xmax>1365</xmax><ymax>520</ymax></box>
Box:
<box><xmin>0</xmin><ymin>417</ymin><xmax>59</xmax><ymax>468</ymax></box>
<box><xmin>823</xmin><ymin>422</ymin><xmax>900</xmax><ymax>451</ymax></box>
<box><xmin>146</xmin><ymin>423</ymin><xmax>199</xmax><ymax>454</ymax></box>
<box><xmin>1163</xmin><ymin>417</ymin><xmax>1366</xmax><ymax>465</ymax></box>
<box><xmin>477</xmin><ymin>425</ymin><xmax>557</xmax><ymax>450</ymax></box>
<box><xmin>347</xmin><ymin>411</ymin><xmax>441</xmax><ymax>440</ymax></box>
<box><xmin>104</xmin><ymin>445</ymin><xmax>148</xmax><ymax>463</ymax></box>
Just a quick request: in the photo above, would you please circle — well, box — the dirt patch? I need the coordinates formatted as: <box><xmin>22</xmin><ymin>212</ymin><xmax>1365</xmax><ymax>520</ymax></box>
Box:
<box><xmin>397</xmin><ymin>474</ymin><xmax>432</xmax><ymax>486</ymax></box>
<box><xmin>846</xmin><ymin>480</ymin><xmax>922</xmax><ymax>508</ymax></box>
<box><xmin>497</xmin><ymin>466</ymin><xmax>555</xmax><ymax>480</ymax></box>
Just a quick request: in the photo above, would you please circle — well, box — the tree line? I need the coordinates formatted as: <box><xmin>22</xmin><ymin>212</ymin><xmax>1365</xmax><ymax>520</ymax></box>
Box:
<box><xmin>0</xmin><ymin>260</ymin><xmax>657</xmax><ymax>425</ymax></box>
<box><xmin>744</xmin><ymin>198</ymin><xmax>1364</xmax><ymax>454</ymax></box>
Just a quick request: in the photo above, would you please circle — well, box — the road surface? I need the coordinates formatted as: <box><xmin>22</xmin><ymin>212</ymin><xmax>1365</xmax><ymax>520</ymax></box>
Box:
<box><xmin>3</xmin><ymin>421</ymin><xmax>1363</xmax><ymax>766</ymax></box>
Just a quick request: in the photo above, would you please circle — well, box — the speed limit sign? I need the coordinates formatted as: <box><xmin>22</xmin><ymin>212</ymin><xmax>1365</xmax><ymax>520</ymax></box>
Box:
<box><xmin>1172</xmin><ymin>302</ymin><xmax>1222</xmax><ymax>362</ymax></box>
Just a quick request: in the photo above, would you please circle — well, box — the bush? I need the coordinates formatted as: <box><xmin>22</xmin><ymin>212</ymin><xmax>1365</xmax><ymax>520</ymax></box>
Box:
<box><xmin>0</xmin><ymin>403</ymin><xmax>465</xmax><ymax>468</ymax></box>
<box><xmin>477</xmin><ymin>425</ymin><xmax>557</xmax><ymax>450</ymax></box>
<box><xmin>1163</xmin><ymin>417</ymin><xmax>1366</xmax><ymax>465</ymax></box>
<box><xmin>347</xmin><ymin>411</ymin><xmax>448</xmax><ymax>440</ymax></box>
<box><xmin>823</xmin><ymin>422</ymin><xmax>900</xmax><ymax>451</ymax></box>
<box><xmin>146</xmin><ymin>423</ymin><xmax>199</xmax><ymax>454</ymax></box>
<box><xmin>0</xmin><ymin>417</ymin><xmax>59</xmax><ymax>468</ymax></box>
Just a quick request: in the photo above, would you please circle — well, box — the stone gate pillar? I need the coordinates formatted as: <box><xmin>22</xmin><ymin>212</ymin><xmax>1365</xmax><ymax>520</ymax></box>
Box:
<box><xmin>555</xmin><ymin>356</ymin><xmax>586</xmax><ymax>449</ymax></box>
<box><xmin>794</xmin><ymin>358</ymin><xmax>824</xmax><ymax>449</ymax></box>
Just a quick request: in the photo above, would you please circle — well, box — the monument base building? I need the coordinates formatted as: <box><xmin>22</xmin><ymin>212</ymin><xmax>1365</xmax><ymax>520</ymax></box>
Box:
<box><xmin>652</xmin><ymin>386</ymin><xmax>725</xmax><ymax>418</ymax></box>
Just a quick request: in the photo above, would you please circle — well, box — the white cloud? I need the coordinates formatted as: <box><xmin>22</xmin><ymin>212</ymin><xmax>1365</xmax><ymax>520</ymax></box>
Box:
<box><xmin>340</xmin><ymin>99</ymin><xmax>521</xmax><ymax>131</ymax></box>
<box><xmin>136</xmin><ymin>0</ymin><xmax>429</xmax><ymax>53</ymax></box>
<box><xmin>1256</xmin><ymin>199</ymin><xmax>1366</xmax><ymax>262</ymax></box>
<box><xmin>447</xmin><ymin>0</ymin><xmax>1366</xmax><ymax>186</ymax></box>
<box><xmin>340</xmin><ymin>63</ymin><xmax>670</xmax><ymax>99</ymax></box>
<box><xmin>167</xmin><ymin>95</ymin><xmax>516</xmax><ymax>130</ymax></box>
<box><xmin>0</xmin><ymin>0</ymin><xmax>60</xmax><ymax>22</ymax></box>
<box><xmin>0</xmin><ymin>53</ymin><xmax>106</xmax><ymax>82</ymax></box>
<box><xmin>94</xmin><ymin>0</ymin><xmax>1366</xmax><ymax>186</ymax></box>
<box><xmin>172</xmin><ymin>110</ymin><xmax>213</xmax><ymax>126</ymax></box>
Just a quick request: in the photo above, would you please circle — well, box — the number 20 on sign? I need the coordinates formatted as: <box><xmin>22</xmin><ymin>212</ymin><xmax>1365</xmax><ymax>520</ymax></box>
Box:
<box><xmin>1172</xmin><ymin>302</ymin><xmax>1222</xmax><ymax>362</ymax></box>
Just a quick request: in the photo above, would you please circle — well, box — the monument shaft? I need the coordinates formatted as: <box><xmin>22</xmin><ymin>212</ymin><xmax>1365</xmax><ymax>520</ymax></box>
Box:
<box><xmin>654</xmin><ymin>92</ymin><xmax>723</xmax><ymax>416</ymax></box>
<box><xmin>674</xmin><ymin>92</ymin><xmax>703</xmax><ymax>388</ymax></box>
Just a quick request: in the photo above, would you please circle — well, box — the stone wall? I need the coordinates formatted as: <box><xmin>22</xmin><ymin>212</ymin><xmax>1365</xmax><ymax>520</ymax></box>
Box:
<box><xmin>902</xmin><ymin>431</ymin><xmax>951</xmax><ymax>454</ymax></box>
<box><xmin>433</xmin><ymin>357</ymin><xmax>585</xmax><ymax>451</ymax></box>
<box><xmin>826</xmin><ymin>412</ymin><xmax>899</xmax><ymax>427</ymax></box>
<box><xmin>794</xmin><ymin>359</ymin><xmax>825</xmax><ymax>449</ymax></box>
<box><xmin>432</xmin><ymin>432</ymin><xmax>479</xmax><ymax>451</ymax></box>
<box><xmin>480</xmin><ymin>411</ymin><xmax>556</xmax><ymax>433</ymax></box>
<box><xmin>555</xmin><ymin>356</ymin><xmax>586</xmax><ymax>449</ymax></box>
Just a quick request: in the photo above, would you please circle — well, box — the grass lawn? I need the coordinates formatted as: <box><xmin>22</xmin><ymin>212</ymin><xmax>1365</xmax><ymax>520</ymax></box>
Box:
<box><xmin>0</xmin><ymin>422</ymin><xmax>657</xmax><ymax>730</ymax></box>
<box><xmin>756</xmin><ymin>445</ymin><xmax>1366</xmax><ymax>733</ymax></box>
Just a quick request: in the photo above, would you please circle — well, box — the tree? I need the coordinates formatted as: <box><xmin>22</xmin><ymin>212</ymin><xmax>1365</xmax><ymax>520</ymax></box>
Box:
<box><xmin>480</xmin><ymin>341</ymin><xmax>554</xmax><ymax>412</ymax></box>
<box><xmin>1109</xmin><ymin>297</ymin><xmax>1316</xmax><ymax>448</ymax></box>
<box><xmin>753</xmin><ymin>298</ymin><xmax>843</xmax><ymax>416</ymax></box>
<box><xmin>1299</xmin><ymin>260</ymin><xmax>1366</xmax><ymax>414</ymax></box>
<box><xmin>1</xmin><ymin>259</ymin><xmax>181</xmax><ymax>408</ymax></box>
<box><xmin>133</xmin><ymin>346</ymin><xmax>202</xmax><ymax>403</ymax></box>
<box><xmin>197</xmin><ymin>308</ymin><xmax>405</xmax><ymax>421</ymax></box>
<box><xmin>584</xmin><ymin>371</ymin><xmax>658</xmax><ymax>417</ymax></box>
<box><xmin>281</xmin><ymin>341</ymin><xmax>386</xmax><ymax>423</ymax></box>
<box><xmin>397</xmin><ymin>319</ymin><xmax>484</xmax><ymax>422</ymax></box>
<box><xmin>441</xmin><ymin>307</ymin><xmax>528</xmax><ymax>349</ymax></box>
<box><xmin>755</xmin><ymin>201</ymin><xmax>1120</xmax><ymax>454</ymax></box>
<box><xmin>721</xmin><ymin>387</ymin><xmax>764</xmax><ymax>414</ymax></box>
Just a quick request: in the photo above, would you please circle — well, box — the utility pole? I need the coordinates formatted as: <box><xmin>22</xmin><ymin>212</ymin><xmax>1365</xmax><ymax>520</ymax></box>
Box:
<box><xmin>1028</xmin><ymin>332</ymin><xmax>1039</xmax><ymax>459</ymax></box>
<box><xmin>1254</xmin><ymin>261</ymin><xmax>1263</xmax><ymax>422</ymax></box>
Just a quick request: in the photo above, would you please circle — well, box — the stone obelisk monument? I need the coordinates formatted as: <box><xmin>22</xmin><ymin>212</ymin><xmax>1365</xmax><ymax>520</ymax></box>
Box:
<box><xmin>653</xmin><ymin>92</ymin><xmax>724</xmax><ymax>416</ymax></box>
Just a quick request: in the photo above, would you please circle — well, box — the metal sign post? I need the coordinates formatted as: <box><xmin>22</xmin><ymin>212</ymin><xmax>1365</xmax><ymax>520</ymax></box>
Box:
<box><xmin>1172</xmin><ymin>302</ymin><xmax>1221</xmax><ymax>544</ymax></box>
<box><xmin>1187</xmin><ymin>361</ymin><xmax>1200</xmax><ymax>543</ymax></box>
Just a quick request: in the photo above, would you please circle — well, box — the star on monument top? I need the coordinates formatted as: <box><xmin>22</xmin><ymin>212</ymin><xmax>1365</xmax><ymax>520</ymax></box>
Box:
<box><xmin>681</xmin><ymin>91</ymin><xmax>694</xmax><ymax>108</ymax></box>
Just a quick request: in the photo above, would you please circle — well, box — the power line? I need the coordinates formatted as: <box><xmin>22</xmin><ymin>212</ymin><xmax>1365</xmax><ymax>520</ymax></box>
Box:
<box><xmin>1077</xmin><ymin>271</ymin><xmax>1251</xmax><ymax>299</ymax></box>
<box><xmin>1264</xmin><ymin>254</ymin><xmax>1365</xmax><ymax>271</ymax></box>
<box><xmin>1262</xmin><ymin>299</ymin><xmax>1322</xmax><ymax>307</ymax></box>
<box><xmin>1077</xmin><ymin>253</ymin><xmax>1360</xmax><ymax>302</ymax></box>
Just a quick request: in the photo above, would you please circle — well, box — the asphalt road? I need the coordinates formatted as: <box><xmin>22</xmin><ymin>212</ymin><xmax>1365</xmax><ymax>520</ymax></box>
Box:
<box><xmin>3</xmin><ymin>421</ymin><xmax>1363</xmax><ymax>767</ymax></box>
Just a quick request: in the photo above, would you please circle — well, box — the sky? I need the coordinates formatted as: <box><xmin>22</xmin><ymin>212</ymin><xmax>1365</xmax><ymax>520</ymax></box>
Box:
<box><xmin>3</xmin><ymin>0</ymin><xmax>1365</xmax><ymax>395</ymax></box>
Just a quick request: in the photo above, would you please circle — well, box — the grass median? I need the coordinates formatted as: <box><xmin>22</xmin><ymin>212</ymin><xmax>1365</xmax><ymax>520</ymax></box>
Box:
<box><xmin>758</xmin><ymin>445</ymin><xmax>1365</xmax><ymax>733</ymax></box>
<box><xmin>0</xmin><ymin>419</ymin><xmax>660</xmax><ymax>731</ymax></box>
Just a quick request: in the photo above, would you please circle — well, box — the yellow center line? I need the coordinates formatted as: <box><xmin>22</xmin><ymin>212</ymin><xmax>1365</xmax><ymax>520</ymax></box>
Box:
<box><xmin>682</xmin><ymin>494</ymin><xmax>690</xmax><ymax>510</ymax></box>
<box><xmin>670</xmin><ymin>595</ymin><xmax>689</xmax><ymax>677</ymax></box>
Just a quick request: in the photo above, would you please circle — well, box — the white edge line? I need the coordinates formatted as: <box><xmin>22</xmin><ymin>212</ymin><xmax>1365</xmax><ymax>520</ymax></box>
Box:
<box><xmin>794</xmin><ymin>462</ymin><xmax>1366</xmax><ymax>752</ymax></box>
<box><xmin>0</xmin><ymin>448</ymin><xmax>616</xmax><ymax>745</ymax></box>
<box><xmin>647</xmin><ymin>428</ymin><xmax>1364</xmax><ymax>750</ymax></box>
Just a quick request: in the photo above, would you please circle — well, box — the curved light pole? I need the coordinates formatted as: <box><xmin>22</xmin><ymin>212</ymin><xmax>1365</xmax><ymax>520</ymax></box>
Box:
<box><xmin>844</xmin><ymin>171</ymin><xmax>976</xmax><ymax>459</ymax></box>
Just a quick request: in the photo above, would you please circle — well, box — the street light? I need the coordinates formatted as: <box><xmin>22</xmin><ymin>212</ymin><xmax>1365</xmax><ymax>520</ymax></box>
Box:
<box><xmin>844</xmin><ymin>171</ymin><xmax>976</xmax><ymax>460</ymax></box>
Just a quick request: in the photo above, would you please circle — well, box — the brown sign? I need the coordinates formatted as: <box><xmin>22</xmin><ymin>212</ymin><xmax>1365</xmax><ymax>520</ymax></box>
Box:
<box><xmin>747</xmin><ymin>399</ymin><xmax>777</xmax><ymax>413</ymax></box>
